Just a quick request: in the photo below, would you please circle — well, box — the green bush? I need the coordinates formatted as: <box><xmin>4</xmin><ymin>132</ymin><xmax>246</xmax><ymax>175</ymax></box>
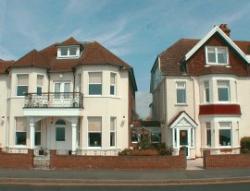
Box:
<box><xmin>118</xmin><ymin>149</ymin><xmax>132</xmax><ymax>156</ymax></box>
<box><xmin>138</xmin><ymin>137</ymin><xmax>151</xmax><ymax>150</ymax></box>
<box><xmin>240</xmin><ymin>137</ymin><xmax>250</xmax><ymax>153</ymax></box>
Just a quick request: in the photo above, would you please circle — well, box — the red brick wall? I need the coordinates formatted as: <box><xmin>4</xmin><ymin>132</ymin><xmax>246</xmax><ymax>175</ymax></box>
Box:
<box><xmin>0</xmin><ymin>149</ymin><xmax>33</xmax><ymax>169</ymax></box>
<box><xmin>50</xmin><ymin>150</ymin><xmax>186</xmax><ymax>170</ymax></box>
<box><xmin>204</xmin><ymin>150</ymin><xmax>250</xmax><ymax>169</ymax></box>
<box><xmin>187</xmin><ymin>33</ymin><xmax>250</xmax><ymax>76</ymax></box>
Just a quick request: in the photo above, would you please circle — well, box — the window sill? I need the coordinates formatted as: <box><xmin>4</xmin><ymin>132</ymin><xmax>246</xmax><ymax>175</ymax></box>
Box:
<box><xmin>87</xmin><ymin>147</ymin><xmax>102</xmax><ymax>149</ymax></box>
<box><xmin>205</xmin><ymin>63</ymin><xmax>229</xmax><ymax>66</ymax></box>
<box><xmin>175</xmin><ymin>103</ymin><xmax>188</xmax><ymax>106</ymax></box>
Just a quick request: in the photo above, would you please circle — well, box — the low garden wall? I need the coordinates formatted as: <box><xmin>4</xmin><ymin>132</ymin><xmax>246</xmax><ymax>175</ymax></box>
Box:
<box><xmin>50</xmin><ymin>150</ymin><xmax>186</xmax><ymax>170</ymax></box>
<box><xmin>204</xmin><ymin>150</ymin><xmax>250</xmax><ymax>169</ymax></box>
<box><xmin>0</xmin><ymin>149</ymin><xmax>33</xmax><ymax>169</ymax></box>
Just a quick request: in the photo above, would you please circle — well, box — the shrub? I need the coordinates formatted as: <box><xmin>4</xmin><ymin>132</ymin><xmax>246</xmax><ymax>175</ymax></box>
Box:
<box><xmin>240</xmin><ymin>137</ymin><xmax>250</xmax><ymax>153</ymax></box>
<box><xmin>119</xmin><ymin>149</ymin><xmax>132</xmax><ymax>156</ymax></box>
<box><xmin>138</xmin><ymin>137</ymin><xmax>151</xmax><ymax>150</ymax></box>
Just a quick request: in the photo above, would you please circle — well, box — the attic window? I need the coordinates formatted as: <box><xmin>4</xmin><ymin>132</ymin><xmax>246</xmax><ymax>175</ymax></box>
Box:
<box><xmin>205</xmin><ymin>46</ymin><xmax>228</xmax><ymax>65</ymax></box>
<box><xmin>57</xmin><ymin>46</ymin><xmax>80</xmax><ymax>59</ymax></box>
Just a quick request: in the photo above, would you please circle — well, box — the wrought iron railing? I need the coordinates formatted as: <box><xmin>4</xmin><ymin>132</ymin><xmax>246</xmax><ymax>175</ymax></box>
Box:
<box><xmin>24</xmin><ymin>92</ymin><xmax>83</xmax><ymax>108</ymax></box>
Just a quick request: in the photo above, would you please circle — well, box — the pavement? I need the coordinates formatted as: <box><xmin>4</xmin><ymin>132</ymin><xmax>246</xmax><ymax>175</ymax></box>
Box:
<box><xmin>0</xmin><ymin>168</ymin><xmax>250</xmax><ymax>186</ymax></box>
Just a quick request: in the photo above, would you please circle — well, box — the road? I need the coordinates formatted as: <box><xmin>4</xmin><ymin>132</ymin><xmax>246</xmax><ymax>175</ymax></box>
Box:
<box><xmin>0</xmin><ymin>183</ymin><xmax>250</xmax><ymax>191</ymax></box>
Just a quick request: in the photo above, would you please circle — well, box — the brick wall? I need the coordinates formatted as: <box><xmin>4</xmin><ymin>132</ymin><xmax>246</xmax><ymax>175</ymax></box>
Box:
<box><xmin>50</xmin><ymin>150</ymin><xmax>186</xmax><ymax>170</ymax></box>
<box><xmin>204</xmin><ymin>150</ymin><xmax>250</xmax><ymax>169</ymax></box>
<box><xmin>0</xmin><ymin>149</ymin><xmax>33</xmax><ymax>169</ymax></box>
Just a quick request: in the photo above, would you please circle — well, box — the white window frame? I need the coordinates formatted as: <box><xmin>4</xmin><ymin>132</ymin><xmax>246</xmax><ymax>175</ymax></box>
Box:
<box><xmin>217</xmin><ymin>80</ymin><xmax>230</xmax><ymax>103</ymax></box>
<box><xmin>219</xmin><ymin>122</ymin><xmax>232</xmax><ymax>148</ymax></box>
<box><xmin>204</xmin><ymin>81</ymin><xmax>210</xmax><ymax>103</ymax></box>
<box><xmin>16</xmin><ymin>74</ymin><xmax>29</xmax><ymax>97</ymax></box>
<box><xmin>205</xmin><ymin>46</ymin><xmax>229</xmax><ymax>65</ymax></box>
<box><xmin>87</xmin><ymin>116</ymin><xmax>102</xmax><ymax>148</ymax></box>
<box><xmin>205</xmin><ymin>122</ymin><xmax>211</xmax><ymax>147</ymax></box>
<box><xmin>110</xmin><ymin>117</ymin><xmax>117</xmax><ymax>147</ymax></box>
<box><xmin>15</xmin><ymin>117</ymin><xmax>27</xmax><ymax>147</ymax></box>
<box><xmin>110</xmin><ymin>72</ymin><xmax>117</xmax><ymax>96</ymax></box>
<box><xmin>57</xmin><ymin>46</ymin><xmax>80</xmax><ymax>59</ymax></box>
<box><xmin>88</xmin><ymin>72</ymin><xmax>103</xmax><ymax>96</ymax></box>
<box><xmin>37</xmin><ymin>74</ymin><xmax>44</xmax><ymax>95</ymax></box>
<box><xmin>176</xmin><ymin>81</ymin><xmax>187</xmax><ymax>105</ymax></box>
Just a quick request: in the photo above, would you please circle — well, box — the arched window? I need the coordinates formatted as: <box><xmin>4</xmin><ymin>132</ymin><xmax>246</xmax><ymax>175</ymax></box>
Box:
<box><xmin>55</xmin><ymin>119</ymin><xmax>66</xmax><ymax>125</ymax></box>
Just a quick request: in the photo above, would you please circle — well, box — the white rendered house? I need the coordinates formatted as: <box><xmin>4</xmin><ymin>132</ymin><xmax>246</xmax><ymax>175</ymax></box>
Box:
<box><xmin>150</xmin><ymin>24</ymin><xmax>250</xmax><ymax>159</ymax></box>
<box><xmin>0</xmin><ymin>37</ymin><xmax>137</xmax><ymax>156</ymax></box>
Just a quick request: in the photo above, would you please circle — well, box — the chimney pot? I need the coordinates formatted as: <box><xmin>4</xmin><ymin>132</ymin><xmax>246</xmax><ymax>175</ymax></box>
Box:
<box><xmin>219</xmin><ymin>24</ymin><xmax>231</xmax><ymax>36</ymax></box>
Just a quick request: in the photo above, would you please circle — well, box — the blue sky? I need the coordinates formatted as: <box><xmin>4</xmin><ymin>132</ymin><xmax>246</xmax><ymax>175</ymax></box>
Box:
<box><xmin>1</xmin><ymin>0</ymin><xmax>250</xmax><ymax>118</ymax></box>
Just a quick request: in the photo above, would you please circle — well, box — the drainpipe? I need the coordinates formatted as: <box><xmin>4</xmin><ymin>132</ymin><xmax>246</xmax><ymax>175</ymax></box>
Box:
<box><xmin>47</xmin><ymin>70</ymin><xmax>50</xmax><ymax>102</ymax></box>
<box><xmin>73</xmin><ymin>68</ymin><xmax>76</xmax><ymax>100</ymax></box>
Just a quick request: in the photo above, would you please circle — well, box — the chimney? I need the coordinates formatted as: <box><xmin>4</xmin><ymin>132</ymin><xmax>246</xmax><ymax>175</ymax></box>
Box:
<box><xmin>219</xmin><ymin>24</ymin><xmax>231</xmax><ymax>36</ymax></box>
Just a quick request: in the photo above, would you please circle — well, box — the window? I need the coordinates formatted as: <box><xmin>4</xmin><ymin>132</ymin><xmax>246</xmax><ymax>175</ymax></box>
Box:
<box><xmin>37</xmin><ymin>75</ymin><xmax>43</xmax><ymax>95</ymax></box>
<box><xmin>89</xmin><ymin>72</ymin><xmax>102</xmax><ymax>95</ymax></box>
<box><xmin>110</xmin><ymin>73</ymin><xmax>116</xmax><ymax>95</ymax></box>
<box><xmin>76</xmin><ymin>73</ymin><xmax>82</xmax><ymax>92</ymax></box>
<box><xmin>204</xmin><ymin>81</ymin><xmax>210</xmax><ymax>103</ymax></box>
<box><xmin>35</xmin><ymin>121</ymin><xmax>41</xmax><ymax>146</ymax></box>
<box><xmin>55</xmin><ymin>119</ymin><xmax>66</xmax><ymax>141</ymax></box>
<box><xmin>206</xmin><ymin>122</ymin><xmax>211</xmax><ymax>146</ymax></box>
<box><xmin>131</xmin><ymin>130</ymin><xmax>140</xmax><ymax>143</ymax></box>
<box><xmin>151</xmin><ymin>132</ymin><xmax>161</xmax><ymax>143</ymax></box>
<box><xmin>16</xmin><ymin>118</ymin><xmax>27</xmax><ymax>145</ymax></box>
<box><xmin>110</xmin><ymin>117</ymin><xmax>116</xmax><ymax>147</ymax></box>
<box><xmin>17</xmin><ymin>74</ymin><xmax>28</xmax><ymax>96</ymax></box>
<box><xmin>56</xmin><ymin>127</ymin><xmax>65</xmax><ymax>141</ymax></box>
<box><xmin>57</xmin><ymin>46</ymin><xmax>80</xmax><ymax>58</ymax></box>
<box><xmin>206</xmin><ymin>46</ymin><xmax>228</xmax><ymax>65</ymax></box>
<box><xmin>217</xmin><ymin>80</ymin><xmax>230</xmax><ymax>102</ymax></box>
<box><xmin>54</xmin><ymin>82</ymin><xmax>71</xmax><ymax>98</ymax></box>
<box><xmin>176</xmin><ymin>81</ymin><xmax>186</xmax><ymax>104</ymax></box>
<box><xmin>88</xmin><ymin>117</ymin><xmax>102</xmax><ymax>147</ymax></box>
<box><xmin>219</xmin><ymin>122</ymin><xmax>232</xmax><ymax>146</ymax></box>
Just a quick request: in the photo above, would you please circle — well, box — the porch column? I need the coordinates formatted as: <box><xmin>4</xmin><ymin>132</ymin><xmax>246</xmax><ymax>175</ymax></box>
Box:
<box><xmin>29</xmin><ymin>119</ymin><xmax>35</xmax><ymax>149</ymax></box>
<box><xmin>71</xmin><ymin>121</ymin><xmax>77</xmax><ymax>152</ymax></box>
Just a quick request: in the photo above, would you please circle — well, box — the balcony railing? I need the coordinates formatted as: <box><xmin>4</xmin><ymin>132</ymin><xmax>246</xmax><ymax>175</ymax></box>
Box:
<box><xmin>24</xmin><ymin>92</ymin><xmax>83</xmax><ymax>108</ymax></box>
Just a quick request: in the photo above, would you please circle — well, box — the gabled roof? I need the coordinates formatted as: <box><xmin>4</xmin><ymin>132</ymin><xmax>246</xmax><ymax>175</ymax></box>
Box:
<box><xmin>56</xmin><ymin>37</ymin><xmax>81</xmax><ymax>46</ymax></box>
<box><xmin>155</xmin><ymin>26</ymin><xmax>250</xmax><ymax>76</ymax></box>
<box><xmin>168</xmin><ymin>111</ymin><xmax>197</xmax><ymax>128</ymax></box>
<box><xmin>184</xmin><ymin>26</ymin><xmax>249</xmax><ymax>63</ymax></box>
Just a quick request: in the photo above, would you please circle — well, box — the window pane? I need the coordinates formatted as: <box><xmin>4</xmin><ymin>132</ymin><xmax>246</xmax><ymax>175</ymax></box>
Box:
<box><xmin>64</xmin><ymin>83</ymin><xmax>70</xmax><ymax>98</ymax></box>
<box><xmin>151</xmin><ymin>132</ymin><xmax>161</xmax><ymax>143</ymax></box>
<box><xmin>110</xmin><ymin>73</ymin><xmax>116</xmax><ymax>84</ymax></box>
<box><xmin>217</xmin><ymin>48</ymin><xmax>227</xmax><ymax>64</ymax></box>
<box><xmin>131</xmin><ymin>132</ymin><xmax>139</xmax><ymax>143</ymax></box>
<box><xmin>89</xmin><ymin>72</ymin><xmax>102</xmax><ymax>83</ymax></box>
<box><xmin>110</xmin><ymin>132</ymin><xmax>115</xmax><ymax>146</ymax></box>
<box><xmin>177</xmin><ymin>89</ymin><xmax>186</xmax><ymax>103</ymax></box>
<box><xmin>17</xmin><ymin>74</ymin><xmax>28</xmax><ymax>85</ymax></box>
<box><xmin>218</xmin><ymin>88</ymin><xmax>229</xmax><ymax>101</ymax></box>
<box><xmin>204</xmin><ymin>81</ymin><xmax>210</xmax><ymax>102</ymax></box>
<box><xmin>110</xmin><ymin>86</ymin><xmax>115</xmax><ymax>95</ymax></box>
<box><xmin>110</xmin><ymin>117</ymin><xmax>116</xmax><ymax>131</ymax></box>
<box><xmin>206</xmin><ymin>123</ymin><xmax>211</xmax><ymax>146</ymax></box>
<box><xmin>89</xmin><ymin>84</ymin><xmax>102</xmax><ymax>95</ymax></box>
<box><xmin>17</xmin><ymin>86</ymin><xmax>28</xmax><ymax>96</ymax></box>
<box><xmin>60</xmin><ymin>47</ymin><xmax>68</xmax><ymax>56</ymax></box>
<box><xmin>35</xmin><ymin>132</ymin><xmax>41</xmax><ymax>146</ymax></box>
<box><xmin>69</xmin><ymin>47</ymin><xmax>77</xmax><ymax>56</ymax></box>
<box><xmin>219</xmin><ymin>129</ymin><xmax>231</xmax><ymax>146</ymax></box>
<box><xmin>37</xmin><ymin>87</ymin><xmax>42</xmax><ymax>95</ymax></box>
<box><xmin>207</xmin><ymin>47</ymin><xmax>216</xmax><ymax>63</ymax></box>
<box><xmin>16</xmin><ymin>118</ymin><xmax>27</xmax><ymax>131</ymax></box>
<box><xmin>89</xmin><ymin>133</ymin><xmax>101</xmax><ymax>147</ymax></box>
<box><xmin>16</xmin><ymin>132</ymin><xmax>26</xmax><ymax>145</ymax></box>
<box><xmin>88</xmin><ymin>117</ymin><xmax>102</xmax><ymax>131</ymax></box>
<box><xmin>37</xmin><ymin>75</ymin><xmax>43</xmax><ymax>86</ymax></box>
<box><xmin>56</xmin><ymin>127</ymin><xmax>65</xmax><ymax>141</ymax></box>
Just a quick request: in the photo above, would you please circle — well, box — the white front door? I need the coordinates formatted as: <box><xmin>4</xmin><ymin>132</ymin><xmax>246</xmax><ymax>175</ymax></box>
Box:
<box><xmin>54</xmin><ymin>82</ymin><xmax>71</xmax><ymax>107</ymax></box>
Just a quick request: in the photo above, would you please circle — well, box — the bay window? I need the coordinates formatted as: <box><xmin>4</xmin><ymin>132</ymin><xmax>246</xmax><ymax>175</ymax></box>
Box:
<box><xmin>16</xmin><ymin>118</ymin><xmax>27</xmax><ymax>145</ymax></box>
<box><xmin>17</xmin><ymin>74</ymin><xmax>28</xmax><ymax>96</ymax></box>
<box><xmin>88</xmin><ymin>117</ymin><xmax>102</xmax><ymax>147</ymax></box>
<box><xmin>217</xmin><ymin>80</ymin><xmax>230</xmax><ymax>102</ymax></box>
<box><xmin>110</xmin><ymin>117</ymin><xmax>116</xmax><ymax>147</ymax></box>
<box><xmin>219</xmin><ymin>122</ymin><xmax>232</xmax><ymax>146</ymax></box>
<box><xmin>89</xmin><ymin>72</ymin><xmax>102</xmax><ymax>95</ymax></box>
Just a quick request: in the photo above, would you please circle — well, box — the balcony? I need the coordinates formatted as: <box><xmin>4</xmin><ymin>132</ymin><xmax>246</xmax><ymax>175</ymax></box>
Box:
<box><xmin>24</xmin><ymin>92</ymin><xmax>83</xmax><ymax>108</ymax></box>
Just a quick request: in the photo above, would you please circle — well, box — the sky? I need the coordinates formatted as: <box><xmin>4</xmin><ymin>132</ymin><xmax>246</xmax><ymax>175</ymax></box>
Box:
<box><xmin>1</xmin><ymin>0</ymin><xmax>250</xmax><ymax>118</ymax></box>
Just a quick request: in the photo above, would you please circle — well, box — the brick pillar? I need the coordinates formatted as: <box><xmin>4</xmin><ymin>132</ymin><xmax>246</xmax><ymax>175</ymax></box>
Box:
<box><xmin>179</xmin><ymin>147</ymin><xmax>187</xmax><ymax>169</ymax></box>
<box><xmin>50</xmin><ymin>150</ymin><xmax>56</xmax><ymax>169</ymax></box>
<box><xmin>203</xmin><ymin>149</ymin><xmax>210</xmax><ymax>169</ymax></box>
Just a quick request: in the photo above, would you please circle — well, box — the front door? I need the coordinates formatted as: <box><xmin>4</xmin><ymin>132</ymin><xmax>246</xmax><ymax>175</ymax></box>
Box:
<box><xmin>179</xmin><ymin>130</ymin><xmax>189</xmax><ymax>158</ymax></box>
<box><xmin>54</xmin><ymin>82</ymin><xmax>71</xmax><ymax>107</ymax></box>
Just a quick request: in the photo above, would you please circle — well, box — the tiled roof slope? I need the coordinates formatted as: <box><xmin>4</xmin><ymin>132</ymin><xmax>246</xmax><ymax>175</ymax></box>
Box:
<box><xmin>158</xmin><ymin>38</ymin><xmax>250</xmax><ymax>76</ymax></box>
<box><xmin>0</xmin><ymin>59</ymin><xmax>14</xmax><ymax>74</ymax></box>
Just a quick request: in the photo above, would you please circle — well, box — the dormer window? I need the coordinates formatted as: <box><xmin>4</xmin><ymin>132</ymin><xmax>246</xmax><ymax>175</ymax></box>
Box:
<box><xmin>57</xmin><ymin>46</ymin><xmax>80</xmax><ymax>59</ymax></box>
<box><xmin>205</xmin><ymin>46</ymin><xmax>228</xmax><ymax>65</ymax></box>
